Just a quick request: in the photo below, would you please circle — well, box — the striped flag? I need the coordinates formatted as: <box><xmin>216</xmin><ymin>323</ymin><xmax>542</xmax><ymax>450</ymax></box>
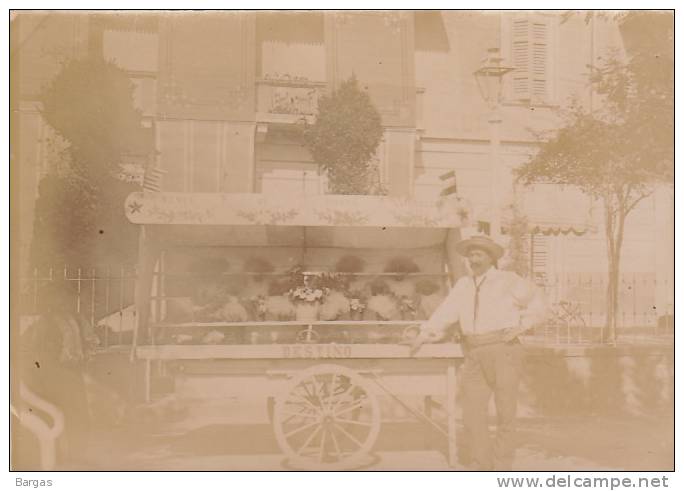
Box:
<box><xmin>439</xmin><ymin>169</ymin><xmax>458</xmax><ymax>196</ymax></box>
<box><xmin>143</xmin><ymin>167</ymin><xmax>165</xmax><ymax>192</ymax></box>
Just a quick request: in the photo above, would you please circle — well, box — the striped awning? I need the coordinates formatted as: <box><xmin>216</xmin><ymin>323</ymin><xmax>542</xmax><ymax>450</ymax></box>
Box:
<box><xmin>505</xmin><ymin>184</ymin><xmax>597</xmax><ymax>236</ymax></box>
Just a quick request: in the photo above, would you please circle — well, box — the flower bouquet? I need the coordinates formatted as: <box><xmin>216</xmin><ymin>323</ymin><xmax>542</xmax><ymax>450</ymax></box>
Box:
<box><xmin>289</xmin><ymin>286</ymin><xmax>325</xmax><ymax>321</ymax></box>
<box><xmin>349</xmin><ymin>297</ymin><xmax>366</xmax><ymax>321</ymax></box>
<box><xmin>364</xmin><ymin>279</ymin><xmax>399</xmax><ymax>320</ymax></box>
<box><xmin>398</xmin><ymin>295</ymin><xmax>419</xmax><ymax>321</ymax></box>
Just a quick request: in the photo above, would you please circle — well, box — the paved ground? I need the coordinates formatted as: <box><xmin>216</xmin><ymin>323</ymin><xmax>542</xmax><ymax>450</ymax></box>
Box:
<box><xmin>62</xmin><ymin>410</ymin><xmax>673</xmax><ymax>471</ymax></box>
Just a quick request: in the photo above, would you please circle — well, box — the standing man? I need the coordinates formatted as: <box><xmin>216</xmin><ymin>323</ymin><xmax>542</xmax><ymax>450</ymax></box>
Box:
<box><xmin>411</xmin><ymin>235</ymin><xmax>547</xmax><ymax>470</ymax></box>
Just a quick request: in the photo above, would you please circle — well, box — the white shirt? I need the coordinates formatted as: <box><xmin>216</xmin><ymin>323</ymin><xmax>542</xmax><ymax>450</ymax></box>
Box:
<box><xmin>420</xmin><ymin>267</ymin><xmax>547</xmax><ymax>337</ymax></box>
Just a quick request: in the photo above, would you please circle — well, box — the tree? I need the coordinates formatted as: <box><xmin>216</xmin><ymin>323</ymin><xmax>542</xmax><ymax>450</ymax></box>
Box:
<box><xmin>501</xmin><ymin>204</ymin><xmax>530</xmax><ymax>278</ymax></box>
<box><xmin>515</xmin><ymin>12</ymin><xmax>673</xmax><ymax>343</ymax></box>
<box><xmin>32</xmin><ymin>56</ymin><xmax>147</xmax><ymax>269</ymax></box>
<box><xmin>303</xmin><ymin>75</ymin><xmax>384</xmax><ymax>195</ymax></box>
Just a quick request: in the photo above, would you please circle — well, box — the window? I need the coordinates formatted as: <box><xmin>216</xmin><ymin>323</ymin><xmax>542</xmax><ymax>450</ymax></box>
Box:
<box><xmin>508</xmin><ymin>14</ymin><xmax>553</xmax><ymax>104</ymax></box>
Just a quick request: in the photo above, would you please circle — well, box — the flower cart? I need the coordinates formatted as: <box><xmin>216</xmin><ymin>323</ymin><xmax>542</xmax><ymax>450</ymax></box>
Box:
<box><xmin>125</xmin><ymin>192</ymin><xmax>470</xmax><ymax>470</ymax></box>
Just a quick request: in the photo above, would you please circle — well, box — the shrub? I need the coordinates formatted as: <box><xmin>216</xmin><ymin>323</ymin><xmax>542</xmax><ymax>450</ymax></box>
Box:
<box><xmin>302</xmin><ymin>75</ymin><xmax>383</xmax><ymax>195</ymax></box>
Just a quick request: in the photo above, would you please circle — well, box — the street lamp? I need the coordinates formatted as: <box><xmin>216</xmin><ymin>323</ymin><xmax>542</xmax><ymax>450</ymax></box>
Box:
<box><xmin>474</xmin><ymin>48</ymin><xmax>515</xmax><ymax>111</ymax></box>
<box><xmin>473</xmin><ymin>47</ymin><xmax>514</xmax><ymax>239</ymax></box>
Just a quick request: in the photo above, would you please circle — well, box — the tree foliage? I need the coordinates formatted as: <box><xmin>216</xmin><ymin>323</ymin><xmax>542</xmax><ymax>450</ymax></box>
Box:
<box><xmin>303</xmin><ymin>75</ymin><xmax>384</xmax><ymax>195</ymax></box>
<box><xmin>32</xmin><ymin>56</ymin><xmax>145</xmax><ymax>269</ymax></box>
<box><xmin>515</xmin><ymin>11</ymin><xmax>673</xmax><ymax>343</ymax></box>
<box><xmin>40</xmin><ymin>56</ymin><xmax>144</xmax><ymax>181</ymax></box>
<box><xmin>501</xmin><ymin>204</ymin><xmax>529</xmax><ymax>278</ymax></box>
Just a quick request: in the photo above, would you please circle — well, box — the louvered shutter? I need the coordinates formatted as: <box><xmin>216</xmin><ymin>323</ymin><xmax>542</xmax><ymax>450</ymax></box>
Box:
<box><xmin>511</xmin><ymin>18</ymin><xmax>531</xmax><ymax>100</ymax></box>
<box><xmin>531</xmin><ymin>21</ymin><xmax>548</xmax><ymax>102</ymax></box>
<box><xmin>510</xmin><ymin>15</ymin><xmax>549</xmax><ymax>103</ymax></box>
<box><xmin>530</xmin><ymin>234</ymin><xmax>549</xmax><ymax>284</ymax></box>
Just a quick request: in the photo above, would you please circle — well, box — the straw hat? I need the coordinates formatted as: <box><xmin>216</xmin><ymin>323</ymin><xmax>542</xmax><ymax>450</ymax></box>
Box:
<box><xmin>455</xmin><ymin>235</ymin><xmax>505</xmax><ymax>261</ymax></box>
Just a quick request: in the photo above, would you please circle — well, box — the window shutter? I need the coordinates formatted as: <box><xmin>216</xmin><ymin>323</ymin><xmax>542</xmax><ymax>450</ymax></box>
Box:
<box><xmin>511</xmin><ymin>18</ymin><xmax>530</xmax><ymax>99</ymax></box>
<box><xmin>510</xmin><ymin>15</ymin><xmax>549</xmax><ymax>103</ymax></box>
<box><xmin>530</xmin><ymin>234</ymin><xmax>549</xmax><ymax>284</ymax></box>
<box><xmin>531</xmin><ymin>21</ymin><xmax>548</xmax><ymax>101</ymax></box>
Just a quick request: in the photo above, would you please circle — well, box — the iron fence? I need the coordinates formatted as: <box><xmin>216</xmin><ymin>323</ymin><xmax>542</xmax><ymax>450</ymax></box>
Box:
<box><xmin>525</xmin><ymin>272</ymin><xmax>673</xmax><ymax>345</ymax></box>
<box><xmin>17</xmin><ymin>265</ymin><xmax>138</xmax><ymax>348</ymax></box>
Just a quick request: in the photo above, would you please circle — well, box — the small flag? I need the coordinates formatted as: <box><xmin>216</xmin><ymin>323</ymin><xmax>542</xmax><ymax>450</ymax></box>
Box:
<box><xmin>143</xmin><ymin>167</ymin><xmax>165</xmax><ymax>192</ymax></box>
<box><xmin>439</xmin><ymin>170</ymin><xmax>456</xmax><ymax>181</ymax></box>
<box><xmin>439</xmin><ymin>170</ymin><xmax>458</xmax><ymax>196</ymax></box>
<box><xmin>440</xmin><ymin>184</ymin><xmax>458</xmax><ymax>196</ymax></box>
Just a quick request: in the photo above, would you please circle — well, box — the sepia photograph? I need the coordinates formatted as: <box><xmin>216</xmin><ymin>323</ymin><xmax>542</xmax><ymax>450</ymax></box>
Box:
<box><xmin>9</xmin><ymin>9</ymin><xmax>674</xmax><ymax>474</ymax></box>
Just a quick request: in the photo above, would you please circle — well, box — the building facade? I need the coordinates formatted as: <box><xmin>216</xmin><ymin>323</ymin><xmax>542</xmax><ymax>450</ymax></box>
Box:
<box><xmin>12</xmin><ymin>11</ymin><xmax>674</xmax><ymax>321</ymax></box>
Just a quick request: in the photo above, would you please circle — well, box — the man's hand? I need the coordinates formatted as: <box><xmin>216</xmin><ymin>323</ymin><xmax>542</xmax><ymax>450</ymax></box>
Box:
<box><xmin>401</xmin><ymin>329</ymin><xmax>440</xmax><ymax>356</ymax></box>
<box><xmin>407</xmin><ymin>335</ymin><xmax>427</xmax><ymax>356</ymax></box>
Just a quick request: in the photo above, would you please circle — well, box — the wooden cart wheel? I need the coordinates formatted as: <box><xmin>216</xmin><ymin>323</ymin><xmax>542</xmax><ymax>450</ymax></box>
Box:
<box><xmin>273</xmin><ymin>364</ymin><xmax>381</xmax><ymax>470</ymax></box>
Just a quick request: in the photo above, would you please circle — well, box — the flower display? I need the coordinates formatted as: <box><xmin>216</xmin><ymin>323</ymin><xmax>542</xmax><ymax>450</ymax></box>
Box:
<box><xmin>320</xmin><ymin>291</ymin><xmax>351</xmax><ymax>321</ymax></box>
<box><xmin>388</xmin><ymin>278</ymin><xmax>416</xmax><ymax>297</ymax></box>
<box><xmin>366</xmin><ymin>294</ymin><xmax>400</xmax><ymax>321</ymax></box>
<box><xmin>398</xmin><ymin>295</ymin><xmax>419</xmax><ymax>320</ymax></box>
<box><xmin>399</xmin><ymin>296</ymin><xmax>417</xmax><ymax>313</ymax></box>
<box><xmin>350</xmin><ymin>298</ymin><xmax>366</xmax><ymax>312</ymax></box>
<box><xmin>213</xmin><ymin>296</ymin><xmax>249</xmax><ymax>322</ymax></box>
<box><xmin>289</xmin><ymin>286</ymin><xmax>325</xmax><ymax>303</ymax></box>
<box><xmin>263</xmin><ymin>295</ymin><xmax>296</xmax><ymax>321</ymax></box>
<box><xmin>248</xmin><ymin>295</ymin><xmax>267</xmax><ymax>319</ymax></box>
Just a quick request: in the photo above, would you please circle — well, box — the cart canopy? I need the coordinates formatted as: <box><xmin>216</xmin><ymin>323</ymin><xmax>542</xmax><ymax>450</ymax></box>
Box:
<box><xmin>125</xmin><ymin>192</ymin><xmax>470</xmax><ymax>249</ymax></box>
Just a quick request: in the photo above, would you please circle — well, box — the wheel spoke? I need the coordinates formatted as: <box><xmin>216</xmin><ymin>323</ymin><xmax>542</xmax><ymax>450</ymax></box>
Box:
<box><xmin>275</xmin><ymin>368</ymin><xmax>379</xmax><ymax>468</ymax></box>
<box><xmin>313</xmin><ymin>375</ymin><xmax>335</xmax><ymax>408</ymax></box>
<box><xmin>331</xmin><ymin>383</ymin><xmax>355</xmax><ymax>412</ymax></box>
<box><xmin>298</xmin><ymin>378</ymin><xmax>317</xmax><ymax>401</ymax></box>
<box><xmin>334</xmin><ymin>398</ymin><xmax>366</xmax><ymax>418</ymax></box>
<box><xmin>279</xmin><ymin>408</ymin><xmax>317</xmax><ymax>419</ymax></box>
<box><xmin>325</xmin><ymin>373</ymin><xmax>339</xmax><ymax>412</ymax></box>
<box><xmin>295</xmin><ymin>424</ymin><xmax>323</xmax><ymax>456</ymax></box>
<box><xmin>332</xmin><ymin>422</ymin><xmax>364</xmax><ymax>450</ymax></box>
<box><xmin>308</xmin><ymin>375</ymin><xmax>320</xmax><ymax>398</ymax></box>
<box><xmin>287</xmin><ymin>393</ymin><xmax>322</xmax><ymax>414</ymax></box>
<box><xmin>329</xmin><ymin>426</ymin><xmax>342</xmax><ymax>458</ymax></box>
<box><xmin>284</xmin><ymin>419</ymin><xmax>321</xmax><ymax>439</ymax></box>
<box><xmin>281</xmin><ymin>409</ymin><xmax>318</xmax><ymax>425</ymax></box>
<box><xmin>335</xmin><ymin>417</ymin><xmax>373</xmax><ymax>427</ymax></box>
<box><xmin>318</xmin><ymin>427</ymin><xmax>327</xmax><ymax>463</ymax></box>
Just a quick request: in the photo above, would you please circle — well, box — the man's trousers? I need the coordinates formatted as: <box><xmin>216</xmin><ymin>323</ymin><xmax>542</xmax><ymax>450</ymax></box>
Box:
<box><xmin>461</xmin><ymin>339</ymin><xmax>524</xmax><ymax>470</ymax></box>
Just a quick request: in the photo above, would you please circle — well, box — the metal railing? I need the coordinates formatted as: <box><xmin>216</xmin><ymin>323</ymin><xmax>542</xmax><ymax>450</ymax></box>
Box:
<box><xmin>524</xmin><ymin>272</ymin><xmax>674</xmax><ymax>346</ymax></box>
<box><xmin>18</xmin><ymin>265</ymin><xmax>138</xmax><ymax>348</ymax></box>
<box><xmin>255</xmin><ymin>78</ymin><xmax>325</xmax><ymax>120</ymax></box>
